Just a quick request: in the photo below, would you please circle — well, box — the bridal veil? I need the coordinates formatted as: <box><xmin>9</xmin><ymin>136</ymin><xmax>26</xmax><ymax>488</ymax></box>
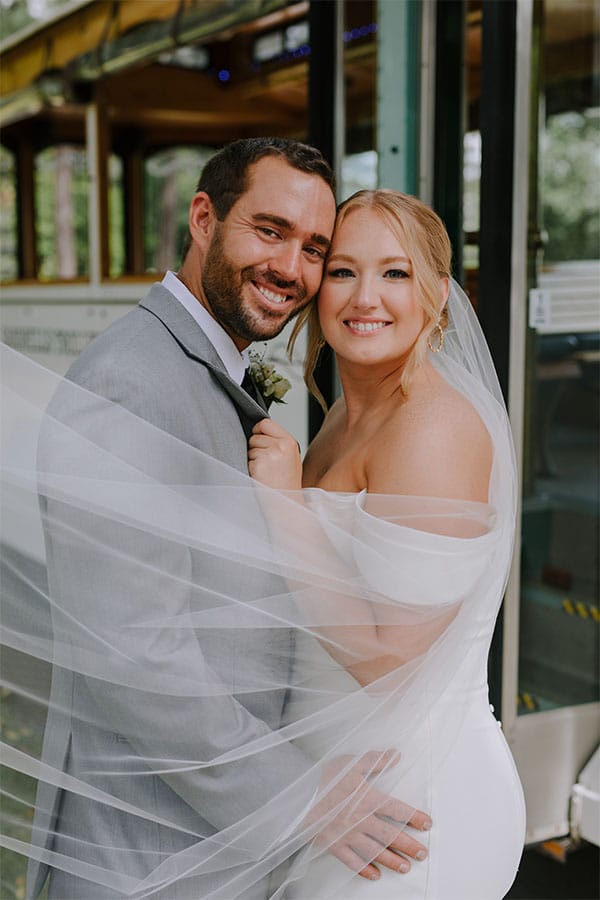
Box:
<box><xmin>0</xmin><ymin>280</ymin><xmax>517</xmax><ymax>898</ymax></box>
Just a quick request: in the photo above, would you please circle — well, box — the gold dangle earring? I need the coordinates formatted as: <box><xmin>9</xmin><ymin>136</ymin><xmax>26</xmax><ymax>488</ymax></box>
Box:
<box><xmin>427</xmin><ymin>322</ymin><xmax>444</xmax><ymax>353</ymax></box>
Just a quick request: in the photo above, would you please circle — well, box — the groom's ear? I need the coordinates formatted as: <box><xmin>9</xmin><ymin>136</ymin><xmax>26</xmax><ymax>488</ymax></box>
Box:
<box><xmin>188</xmin><ymin>192</ymin><xmax>217</xmax><ymax>251</ymax></box>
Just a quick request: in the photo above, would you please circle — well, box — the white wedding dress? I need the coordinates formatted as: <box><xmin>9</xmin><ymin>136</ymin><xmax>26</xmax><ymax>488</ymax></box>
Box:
<box><xmin>1</xmin><ymin>281</ymin><xmax>525</xmax><ymax>899</ymax></box>
<box><xmin>282</xmin><ymin>492</ymin><xmax>526</xmax><ymax>900</ymax></box>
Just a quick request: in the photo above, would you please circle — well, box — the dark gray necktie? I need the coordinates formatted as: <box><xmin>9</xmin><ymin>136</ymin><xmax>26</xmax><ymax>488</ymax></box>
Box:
<box><xmin>241</xmin><ymin>369</ymin><xmax>263</xmax><ymax>407</ymax></box>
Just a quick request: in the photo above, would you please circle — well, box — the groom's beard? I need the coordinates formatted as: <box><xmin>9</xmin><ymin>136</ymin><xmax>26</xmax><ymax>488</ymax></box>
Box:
<box><xmin>202</xmin><ymin>226</ymin><xmax>309</xmax><ymax>343</ymax></box>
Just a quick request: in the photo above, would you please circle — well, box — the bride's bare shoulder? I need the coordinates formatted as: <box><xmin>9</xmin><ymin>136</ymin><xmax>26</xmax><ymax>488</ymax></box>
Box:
<box><xmin>367</xmin><ymin>374</ymin><xmax>493</xmax><ymax>501</ymax></box>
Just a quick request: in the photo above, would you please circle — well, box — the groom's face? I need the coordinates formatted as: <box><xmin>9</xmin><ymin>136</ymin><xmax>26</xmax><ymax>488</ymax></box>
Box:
<box><xmin>201</xmin><ymin>156</ymin><xmax>335</xmax><ymax>349</ymax></box>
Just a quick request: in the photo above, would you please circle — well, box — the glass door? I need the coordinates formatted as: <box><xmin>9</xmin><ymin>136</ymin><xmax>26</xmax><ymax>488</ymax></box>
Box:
<box><xmin>519</xmin><ymin>0</ymin><xmax>599</xmax><ymax>718</ymax></box>
<box><xmin>504</xmin><ymin>0</ymin><xmax>599</xmax><ymax>846</ymax></box>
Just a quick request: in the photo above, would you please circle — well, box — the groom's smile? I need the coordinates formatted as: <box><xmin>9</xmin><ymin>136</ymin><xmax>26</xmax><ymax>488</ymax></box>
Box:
<box><xmin>252</xmin><ymin>279</ymin><xmax>298</xmax><ymax>307</ymax></box>
<box><xmin>246</xmin><ymin>268</ymin><xmax>305</xmax><ymax>313</ymax></box>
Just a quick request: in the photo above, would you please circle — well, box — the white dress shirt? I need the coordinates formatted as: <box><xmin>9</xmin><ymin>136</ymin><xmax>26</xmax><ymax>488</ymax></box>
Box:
<box><xmin>162</xmin><ymin>271</ymin><xmax>250</xmax><ymax>384</ymax></box>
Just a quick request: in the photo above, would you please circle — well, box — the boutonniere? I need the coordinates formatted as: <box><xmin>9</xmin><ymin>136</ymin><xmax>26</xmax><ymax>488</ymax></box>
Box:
<box><xmin>249</xmin><ymin>349</ymin><xmax>292</xmax><ymax>410</ymax></box>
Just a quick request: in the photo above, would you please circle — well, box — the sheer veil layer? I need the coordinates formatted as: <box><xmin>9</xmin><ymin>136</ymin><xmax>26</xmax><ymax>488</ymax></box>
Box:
<box><xmin>0</xmin><ymin>280</ymin><xmax>517</xmax><ymax>898</ymax></box>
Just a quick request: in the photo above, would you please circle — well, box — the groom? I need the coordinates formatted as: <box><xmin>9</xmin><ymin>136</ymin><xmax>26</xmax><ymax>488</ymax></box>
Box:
<box><xmin>28</xmin><ymin>137</ymin><xmax>430</xmax><ymax>899</ymax></box>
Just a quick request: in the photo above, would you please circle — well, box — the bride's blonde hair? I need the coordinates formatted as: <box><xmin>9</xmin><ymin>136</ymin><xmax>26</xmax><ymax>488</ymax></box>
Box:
<box><xmin>288</xmin><ymin>189</ymin><xmax>452</xmax><ymax>412</ymax></box>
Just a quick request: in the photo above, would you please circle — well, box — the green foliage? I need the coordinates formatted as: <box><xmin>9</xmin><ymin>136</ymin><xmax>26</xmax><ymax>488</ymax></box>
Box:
<box><xmin>109</xmin><ymin>155</ymin><xmax>125</xmax><ymax>279</ymax></box>
<box><xmin>0</xmin><ymin>687</ymin><xmax>47</xmax><ymax>899</ymax></box>
<box><xmin>0</xmin><ymin>0</ymin><xmax>76</xmax><ymax>45</ymax></box>
<box><xmin>35</xmin><ymin>146</ymin><xmax>89</xmax><ymax>280</ymax></box>
<box><xmin>0</xmin><ymin>146</ymin><xmax>17</xmax><ymax>282</ymax></box>
<box><xmin>144</xmin><ymin>147</ymin><xmax>215</xmax><ymax>272</ymax></box>
<box><xmin>541</xmin><ymin>109</ymin><xmax>600</xmax><ymax>262</ymax></box>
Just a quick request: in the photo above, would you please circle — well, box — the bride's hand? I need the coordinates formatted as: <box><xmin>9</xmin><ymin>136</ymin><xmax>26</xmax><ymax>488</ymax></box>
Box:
<box><xmin>248</xmin><ymin>418</ymin><xmax>302</xmax><ymax>490</ymax></box>
<box><xmin>305</xmin><ymin>751</ymin><xmax>431</xmax><ymax>880</ymax></box>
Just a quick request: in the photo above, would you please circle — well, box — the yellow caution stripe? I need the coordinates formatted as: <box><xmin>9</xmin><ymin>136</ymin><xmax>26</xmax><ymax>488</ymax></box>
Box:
<box><xmin>561</xmin><ymin>598</ymin><xmax>599</xmax><ymax>620</ymax></box>
<box><xmin>517</xmin><ymin>692</ymin><xmax>538</xmax><ymax>711</ymax></box>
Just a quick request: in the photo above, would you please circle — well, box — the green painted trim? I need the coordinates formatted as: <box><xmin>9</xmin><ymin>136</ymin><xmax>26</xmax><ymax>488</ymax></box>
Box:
<box><xmin>376</xmin><ymin>0</ymin><xmax>421</xmax><ymax>193</ymax></box>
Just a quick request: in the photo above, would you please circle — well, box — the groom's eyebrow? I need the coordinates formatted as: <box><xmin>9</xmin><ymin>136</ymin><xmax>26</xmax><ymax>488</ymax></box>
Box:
<box><xmin>253</xmin><ymin>214</ymin><xmax>331</xmax><ymax>249</ymax></box>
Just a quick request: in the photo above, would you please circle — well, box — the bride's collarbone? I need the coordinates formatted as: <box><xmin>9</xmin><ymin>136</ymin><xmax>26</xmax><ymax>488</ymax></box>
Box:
<box><xmin>303</xmin><ymin>430</ymin><xmax>372</xmax><ymax>492</ymax></box>
<box><xmin>304</xmin><ymin>392</ymin><xmax>417</xmax><ymax>489</ymax></box>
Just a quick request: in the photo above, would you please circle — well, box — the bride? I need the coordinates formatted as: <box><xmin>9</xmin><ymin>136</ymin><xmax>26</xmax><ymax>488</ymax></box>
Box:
<box><xmin>1</xmin><ymin>190</ymin><xmax>524</xmax><ymax>900</ymax></box>
<box><xmin>248</xmin><ymin>189</ymin><xmax>526</xmax><ymax>898</ymax></box>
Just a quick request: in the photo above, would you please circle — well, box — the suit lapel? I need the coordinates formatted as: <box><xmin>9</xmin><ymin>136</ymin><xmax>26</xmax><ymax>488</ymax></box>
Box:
<box><xmin>139</xmin><ymin>283</ymin><xmax>269</xmax><ymax>424</ymax></box>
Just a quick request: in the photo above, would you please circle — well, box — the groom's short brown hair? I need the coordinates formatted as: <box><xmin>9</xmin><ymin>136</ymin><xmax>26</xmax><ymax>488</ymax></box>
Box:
<box><xmin>181</xmin><ymin>138</ymin><xmax>335</xmax><ymax>261</ymax></box>
<box><xmin>198</xmin><ymin>137</ymin><xmax>336</xmax><ymax>221</ymax></box>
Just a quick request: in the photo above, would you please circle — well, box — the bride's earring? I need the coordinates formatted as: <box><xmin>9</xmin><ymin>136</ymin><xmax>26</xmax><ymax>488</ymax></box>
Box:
<box><xmin>427</xmin><ymin>322</ymin><xmax>444</xmax><ymax>353</ymax></box>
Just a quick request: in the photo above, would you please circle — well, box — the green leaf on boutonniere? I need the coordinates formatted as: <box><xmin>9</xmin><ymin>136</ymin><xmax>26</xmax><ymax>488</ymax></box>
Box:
<box><xmin>249</xmin><ymin>351</ymin><xmax>292</xmax><ymax>410</ymax></box>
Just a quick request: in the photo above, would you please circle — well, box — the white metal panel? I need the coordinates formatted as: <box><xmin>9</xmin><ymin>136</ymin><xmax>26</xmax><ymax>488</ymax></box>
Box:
<box><xmin>529</xmin><ymin>260</ymin><xmax>600</xmax><ymax>334</ymax></box>
<box><xmin>571</xmin><ymin>745</ymin><xmax>600</xmax><ymax>847</ymax></box>
<box><xmin>0</xmin><ymin>300</ymin><xmax>133</xmax><ymax>374</ymax></box>
<box><xmin>510</xmin><ymin>704</ymin><xmax>600</xmax><ymax>843</ymax></box>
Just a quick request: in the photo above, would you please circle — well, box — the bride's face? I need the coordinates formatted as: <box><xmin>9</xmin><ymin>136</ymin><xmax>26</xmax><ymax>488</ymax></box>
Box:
<box><xmin>318</xmin><ymin>208</ymin><xmax>427</xmax><ymax>370</ymax></box>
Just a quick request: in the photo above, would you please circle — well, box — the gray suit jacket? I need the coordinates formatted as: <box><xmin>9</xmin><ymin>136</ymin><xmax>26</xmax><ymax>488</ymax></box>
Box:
<box><xmin>27</xmin><ymin>284</ymin><xmax>313</xmax><ymax>900</ymax></box>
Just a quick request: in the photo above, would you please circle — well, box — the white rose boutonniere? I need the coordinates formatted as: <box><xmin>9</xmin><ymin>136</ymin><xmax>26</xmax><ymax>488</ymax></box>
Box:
<box><xmin>249</xmin><ymin>350</ymin><xmax>292</xmax><ymax>410</ymax></box>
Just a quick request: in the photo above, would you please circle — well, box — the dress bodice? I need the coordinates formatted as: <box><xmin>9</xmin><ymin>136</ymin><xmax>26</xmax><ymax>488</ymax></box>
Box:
<box><xmin>305</xmin><ymin>488</ymin><xmax>501</xmax><ymax>612</ymax></box>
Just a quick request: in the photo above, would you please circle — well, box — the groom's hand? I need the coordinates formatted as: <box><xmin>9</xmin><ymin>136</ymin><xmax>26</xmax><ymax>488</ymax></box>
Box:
<box><xmin>304</xmin><ymin>750</ymin><xmax>431</xmax><ymax>881</ymax></box>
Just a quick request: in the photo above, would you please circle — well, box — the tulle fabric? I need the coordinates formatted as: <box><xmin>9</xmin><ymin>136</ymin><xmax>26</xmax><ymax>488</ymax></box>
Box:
<box><xmin>0</xmin><ymin>281</ymin><xmax>517</xmax><ymax>898</ymax></box>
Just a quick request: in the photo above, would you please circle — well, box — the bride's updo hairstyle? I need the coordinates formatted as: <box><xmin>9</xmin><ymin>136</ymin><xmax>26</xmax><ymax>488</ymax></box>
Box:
<box><xmin>289</xmin><ymin>189</ymin><xmax>452</xmax><ymax>412</ymax></box>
